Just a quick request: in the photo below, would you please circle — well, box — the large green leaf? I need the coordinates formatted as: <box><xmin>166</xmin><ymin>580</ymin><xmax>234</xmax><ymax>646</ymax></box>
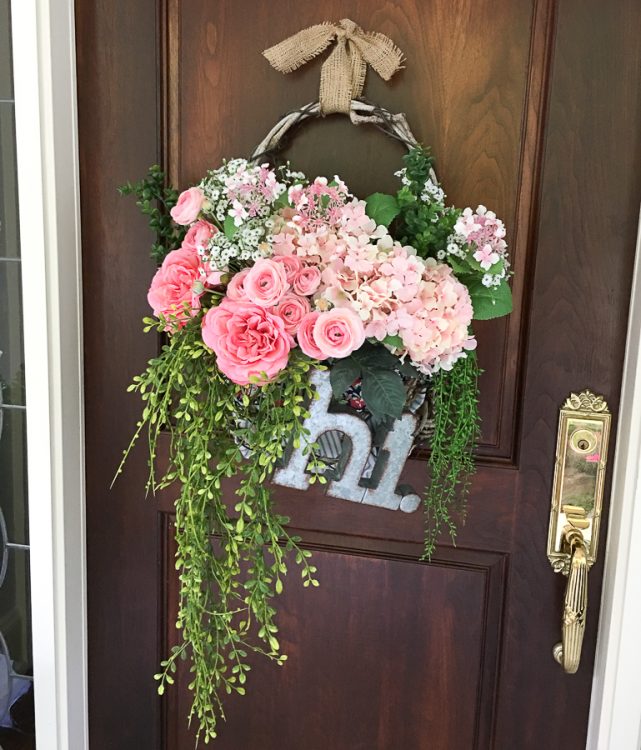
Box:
<box><xmin>360</xmin><ymin>368</ymin><xmax>406</xmax><ymax>419</ymax></box>
<box><xmin>365</xmin><ymin>193</ymin><xmax>400</xmax><ymax>227</ymax></box>
<box><xmin>468</xmin><ymin>278</ymin><xmax>513</xmax><ymax>320</ymax></box>
<box><xmin>352</xmin><ymin>341</ymin><xmax>400</xmax><ymax>371</ymax></box>
<box><xmin>329</xmin><ymin>357</ymin><xmax>361</xmax><ymax>399</ymax></box>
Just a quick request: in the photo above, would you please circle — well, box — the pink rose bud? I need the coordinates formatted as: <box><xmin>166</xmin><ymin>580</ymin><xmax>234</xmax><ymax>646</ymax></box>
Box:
<box><xmin>292</xmin><ymin>265</ymin><xmax>322</xmax><ymax>296</ymax></box>
<box><xmin>297</xmin><ymin>312</ymin><xmax>327</xmax><ymax>360</ymax></box>
<box><xmin>243</xmin><ymin>258</ymin><xmax>290</xmax><ymax>307</ymax></box>
<box><xmin>170</xmin><ymin>187</ymin><xmax>205</xmax><ymax>225</ymax></box>
<box><xmin>272</xmin><ymin>293</ymin><xmax>311</xmax><ymax>336</ymax></box>
<box><xmin>313</xmin><ymin>308</ymin><xmax>365</xmax><ymax>359</ymax></box>
<box><xmin>272</xmin><ymin>254</ymin><xmax>303</xmax><ymax>284</ymax></box>
<box><xmin>226</xmin><ymin>268</ymin><xmax>251</xmax><ymax>301</ymax></box>
<box><xmin>181</xmin><ymin>219</ymin><xmax>217</xmax><ymax>252</ymax></box>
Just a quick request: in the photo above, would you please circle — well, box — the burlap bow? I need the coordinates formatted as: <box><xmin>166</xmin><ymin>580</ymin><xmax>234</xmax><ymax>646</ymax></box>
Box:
<box><xmin>263</xmin><ymin>19</ymin><xmax>404</xmax><ymax>115</ymax></box>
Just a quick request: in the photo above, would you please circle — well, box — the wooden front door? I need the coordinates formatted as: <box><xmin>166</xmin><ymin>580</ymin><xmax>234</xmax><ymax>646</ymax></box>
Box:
<box><xmin>76</xmin><ymin>2</ymin><xmax>641</xmax><ymax>748</ymax></box>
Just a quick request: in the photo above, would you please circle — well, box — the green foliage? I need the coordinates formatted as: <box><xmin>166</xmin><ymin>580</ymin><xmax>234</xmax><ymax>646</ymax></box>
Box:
<box><xmin>115</xmin><ymin>317</ymin><xmax>322</xmax><ymax>743</ymax></box>
<box><xmin>223</xmin><ymin>214</ymin><xmax>239</xmax><ymax>240</ymax></box>
<box><xmin>465</xmin><ymin>278</ymin><xmax>513</xmax><ymax>320</ymax></box>
<box><xmin>395</xmin><ymin>147</ymin><xmax>461</xmax><ymax>259</ymax></box>
<box><xmin>424</xmin><ymin>353</ymin><xmax>481</xmax><ymax>557</ymax></box>
<box><xmin>329</xmin><ymin>357</ymin><xmax>361</xmax><ymax>399</ymax></box>
<box><xmin>331</xmin><ymin>342</ymin><xmax>413</xmax><ymax>421</ymax></box>
<box><xmin>119</xmin><ymin>165</ymin><xmax>186</xmax><ymax>263</ymax></box>
<box><xmin>364</xmin><ymin>192</ymin><xmax>400</xmax><ymax>227</ymax></box>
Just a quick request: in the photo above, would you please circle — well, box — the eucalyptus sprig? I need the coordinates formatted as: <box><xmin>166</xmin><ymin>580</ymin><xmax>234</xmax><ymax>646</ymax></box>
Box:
<box><xmin>116</xmin><ymin>316</ymin><xmax>322</xmax><ymax>743</ymax></box>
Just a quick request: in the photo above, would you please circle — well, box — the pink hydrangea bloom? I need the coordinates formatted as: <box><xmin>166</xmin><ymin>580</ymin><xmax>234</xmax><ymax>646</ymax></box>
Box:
<box><xmin>318</xmin><ymin>242</ymin><xmax>475</xmax><ymax>373</ymax></box>
<box><xmin>454</xmin><ymin>205</ymin><xmax>507</xmax><ymax>266</ymax></box>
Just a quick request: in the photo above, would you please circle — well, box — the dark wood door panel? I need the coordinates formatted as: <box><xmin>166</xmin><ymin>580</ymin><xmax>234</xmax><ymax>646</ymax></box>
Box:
<box><xmin>163</xmin><ymin>519</ymin><xmax>507</xmax><ymax>750</ymax></box>
<box><xmin>154</xmin><ymin>464</ymin><xmax>518</xmax><ymax>553</ymax></box>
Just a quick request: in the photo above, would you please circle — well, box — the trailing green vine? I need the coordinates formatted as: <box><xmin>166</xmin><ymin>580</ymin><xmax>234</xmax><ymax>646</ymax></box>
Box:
<box><xmin>115</xmin><ymin>316</ymin><xmax>322</xmax><ymax>742</ymax></box>
<box><xmin>424</xmin><ymin>353</ymin><xmax>481</xmax><ymax>558</ymax></box>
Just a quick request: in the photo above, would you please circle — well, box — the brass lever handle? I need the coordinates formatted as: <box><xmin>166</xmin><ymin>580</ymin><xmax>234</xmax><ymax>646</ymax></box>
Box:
<box><xmin>553</xmin><ymin>526</ymin><xmax>588</xmax><ymax>674</ymax></box>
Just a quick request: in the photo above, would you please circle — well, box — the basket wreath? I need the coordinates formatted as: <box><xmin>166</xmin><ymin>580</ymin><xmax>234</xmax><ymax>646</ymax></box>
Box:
<box><xmin>116</xmin><ymin>25</ymin><xmax>512</xmax><ymax>742</ymax></box>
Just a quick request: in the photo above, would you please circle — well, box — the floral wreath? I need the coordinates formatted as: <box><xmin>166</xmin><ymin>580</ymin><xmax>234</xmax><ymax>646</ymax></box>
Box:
<box><xmin>117</xmin><ymin>27</ymin><xmax>512</xmax><ymax>744</ymax></box>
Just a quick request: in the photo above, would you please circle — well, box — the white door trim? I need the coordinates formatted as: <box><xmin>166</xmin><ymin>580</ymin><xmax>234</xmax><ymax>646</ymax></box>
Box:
<box><xmin>11</xmin><ymin>0</ymin><xmax>88</xmax><ymax>748</ymax></box>
<box><xmin>586</xmin><ymin>209</ymin><xmax>641</xmax><ymax>750</ymax></box>
<box><xmin>7</xmin><ymin>0</ymin><xmax>640</xmax><ymax>747</ymax></box>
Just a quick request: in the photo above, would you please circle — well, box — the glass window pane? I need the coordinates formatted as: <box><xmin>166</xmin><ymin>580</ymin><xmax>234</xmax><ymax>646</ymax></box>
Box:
<box><xmin>0</xmin><ymin>1</ymin><xmax>12</xmax><ymax>101</ymax></box>
<box><xmin>0</xmin><ymin>261</ymin><xmax>24</xmax><ymax>405</ymax></box>
<box><xmin>0</xmin><ymin>408</ymin><xmax>28</xmax><ymax>546</ymax></box>
<box><xmin>0</xmin><ymin>10</ymin><xmax>34</xmax><ymax>740</ymax></box>
<box><xmin>0</xmin><ymin>551</ymin><xmax>32</xmax><ymax>674</ymax></box>
<box><xmin>0</xmin><ymin>104</ymin><xmax>19</xmax><ymax>259</ymax></box>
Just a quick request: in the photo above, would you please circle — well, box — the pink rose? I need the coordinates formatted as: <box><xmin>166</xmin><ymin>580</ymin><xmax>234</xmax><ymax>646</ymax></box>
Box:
<box><xmin>292</xmin><ymin>265</ymin><xmax>322</xmax><ymax>296</ymax></box>
<box><xmin>272</xmin><ymin>254</ymin><xmax>302</xmax><ymax>283</ymax></box>
<box><xmin>182</xmin><ymin>220</ymin><xmax>217</xmax><ymax>253</ymax></box>
<box><xmin>226</xmin><ymin>268</ymin><xmax>250</xmax><ymax>301</ymax></box>
<box><xmin>147</xmin><ymin>247</ymin><xmax>202</xmax><ymax>327</ymax></box>
<box><xmin>206</xmin><ymin>270</ymin><xmax>226</xmax><ymax>286</ymax></box>
<box><xmin>314</xmin><ymin>308</ymin><xmax>365</xmax><ymax>359</ymax></box>
<box><xmin>243</xmin><ymin>258</ymin><xmax>289</xmax><ymax>307</ymax></box>
<box><xmin>201</xmin><ymin>299</ymin><xmax>293</xmax><ymax>385</ymax></box>
<box><xmin>297</xmin><ymin>312</ymin><xmax>327</xmax><ymax>360</ymax></box>
<box><xmin>170</xmin><ymin>187</ymin><xmax>204</xmax><ymax>225</ymax></box>
<box><xmin>273</xmin><ymin>293</ymin><xmax>311</xmax><ymax>336</ymax></box>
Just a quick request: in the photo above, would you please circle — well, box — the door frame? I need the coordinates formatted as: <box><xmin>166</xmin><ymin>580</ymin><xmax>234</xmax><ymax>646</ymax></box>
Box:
<box><xmin>9</xmin><ymin>1</ymin><xmax>641</xmax><ymax>748</ymax></box>
<box><xmin>586</xmin><ymin>211</ymin><xmax>641</xmax><ymax>750</ymax></box>
<box><xmin>11</xmin><ymin>0</ymin><xmax>88</xmax><ymax>748</ymax></box>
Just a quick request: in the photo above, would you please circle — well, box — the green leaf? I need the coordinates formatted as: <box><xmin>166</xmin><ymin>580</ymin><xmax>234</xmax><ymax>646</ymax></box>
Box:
<box><xmin>360</xmin><ymin>369</ymin><xmax>406</xmax><ymax>419</ymax></box>
<box><xmin>224</xmin><ymin>214</ymin><xmax>239</xmax><ymax>239</ymax></box>
<box><xmin>351</xmin><ymin>341</ymin><xmax>399</xmax><ymax>371</ymax></box>
<box><xmin>445</xmin><ymin>254</ymin><xmax>472</xmax><ymax>275</ymax></box>
<box><xmin>329</xmin><ymin>357</ymin><xmax>361</xmax><ymax>398</ymax></box>
<box><xmin>397</xmin><ymin>358</ymin><xmax>420</xmax><ymax>378</ymax></box>
<box><xmin>382</xmin><ymin>334</ymin><xmax>403</xmax><ymax>349</ymax></box>
<box><xmin>365</xmin><ymin>193</ymin><xmax>400</xmax><ymax>227</ymax></box>
<box><xmin>468</xmin><ymin>279</ymin><xmax>513</xmax><ymax>320</ymax></box>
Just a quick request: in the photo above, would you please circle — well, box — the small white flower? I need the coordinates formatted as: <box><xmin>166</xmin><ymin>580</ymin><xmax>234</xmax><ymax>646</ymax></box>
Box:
<box><xmin>447</xmin><ymin>242</ymin><xmax>460</xmax><ymax>255</ymax></box>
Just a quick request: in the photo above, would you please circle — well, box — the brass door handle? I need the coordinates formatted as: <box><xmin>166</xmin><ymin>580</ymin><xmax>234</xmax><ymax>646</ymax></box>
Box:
<box><xmin>552</xmin><ymin>526</ymin><xmax>588</xmax><ymax>673</ymax></box>
<box><xmin>547</xmin><ymin>391</ymin><xmax>611</xmax><ymax>674</ymax></box>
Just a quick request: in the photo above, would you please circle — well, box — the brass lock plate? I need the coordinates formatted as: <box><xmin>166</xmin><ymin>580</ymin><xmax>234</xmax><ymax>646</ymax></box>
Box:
<box><xmin>547</xmin><ymin>391</ymin><xmax>611</xmax><ymax>574</ymax></box>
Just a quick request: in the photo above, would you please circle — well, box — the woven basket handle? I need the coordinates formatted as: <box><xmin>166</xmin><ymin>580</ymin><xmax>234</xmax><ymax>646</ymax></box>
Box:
<box><xmin>250</xmin><ymin>99</ymin><xmax>422</xmax><ymax>164</ymax></box>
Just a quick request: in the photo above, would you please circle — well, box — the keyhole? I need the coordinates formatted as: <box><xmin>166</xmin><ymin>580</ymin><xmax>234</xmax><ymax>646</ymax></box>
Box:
<box><xmin>578</xmin><ymin>439</ymin><xmax>589</xmax><ymax>451</ymax></box>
